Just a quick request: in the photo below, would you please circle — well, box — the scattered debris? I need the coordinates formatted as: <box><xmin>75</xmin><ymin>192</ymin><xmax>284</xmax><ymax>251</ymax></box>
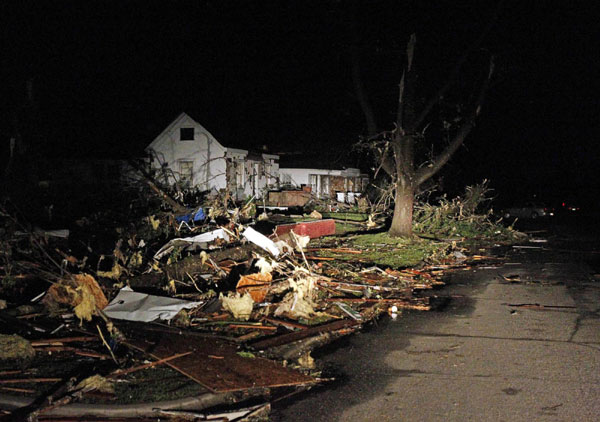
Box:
<box><xmin>124</xmin><ymin>328</ymin><xmax>316</xmax><ymax>392</ymax></box>
<box><xmin>220</xmin><ymin>292</ymin><xmax>254</xmax><ymax>321</ymax></box>
<box><xmin>275</xmin><ymin>219</ymin><xmax>336</xmax><ymax>239</ymax></box>
<box><xmin>243</xmin><ymin>226</ymin><xmax>280</xmax><ymax>256</ymax></box>
<box><xmin>44</xmin><ymin>273</ymin><xmax>108</xmax><ymax>323</ymax></box>
<box><xmin>103</xmin><ymin>287</ymin><xmax>203</xmax><ymax>322</ymax></box>
<box><xmin>154</xmin><ymin>228</ymin><xmax>230</xmax><ymax>260</ymax></box>
<box><xmin>0</xmin><ymin>181</ymin><xmax>523</xmax><ymax>419</ymax></box>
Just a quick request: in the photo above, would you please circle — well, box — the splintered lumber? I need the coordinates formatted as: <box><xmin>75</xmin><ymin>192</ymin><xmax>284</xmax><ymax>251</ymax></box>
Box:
<box><xmin>326</xmin><ymin>297</ymin><xmax>431</xmax><ymax>311</ymax></box>
<box><xmin>126</xmin><ymin>245</ymin><xmax>258</xmax><ymax>289</ymax></box>
<box><xmin>0</xmin><ymin>378</ymin><xmax>62</xmax><ymax>384</ymax></box>
<box><xmin>228</xmin><ymin>324</ymin><xmax>277</xmax><ymax>331</ymax></box>
<box><xmin>0</xmin><ymin>371</ymin><xmax>23</xmax><ymax>377</ymax></box>
<box><xmin>34</xmin><ymin>346</ymin><xmax>110</xmax><ymax>360</ymax></box>
<box><xmin>109</xmin><ymin>352</ymin><xmax>193</xmax><ymax>378</ymax></box>
<box><xmin>317</xmin><ymin>278</ymin><xmax>412</xmax><ymax>294</ymax></box>
<box><xmin>235</xmin><ymin>331</ymin><xmax>262</xmax><ymax>342</ymax></box>
<box><xmin>123</xmin><ymin>328</ymin><xmax>316</xmax><ymax>393</ymax></box>
<box><xmin>250</xmin><ymin>319</ymin><xmax>360</xmax><ymax>350</ymax></box>
<box><xmin>3</xmin><ymin>389</ymin><xmax>273</xmax><ymax>419</ymax></box>
<box><xmin>306</xmin><ymin>248</ymin><xmax>363</xmax><ymax>254</ymax></box>
<box><xmin>303</xmin><ymin>256</ymin><xmax>336</xmax><ymax>261</ymax></box>
<box><xmin>0</xmin><ymin>387</ymin><xmax>35</xmax><ymax>394</ymax></box>
<box><xmin>30</xmin><ymin>336</ymin><xmax>97</xmax><ymax>347</ymax></box>
<box><xmin>262</xmin><ymin>317</ymin><xmax>309</xmax><ymax>330</ymax></box>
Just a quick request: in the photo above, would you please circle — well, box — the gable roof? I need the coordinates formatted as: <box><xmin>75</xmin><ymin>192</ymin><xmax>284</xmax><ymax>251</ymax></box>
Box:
<box><xmin>145</xmin><ymin>112</ymin><xmax>220</xmax><ymax>151</ymax></box>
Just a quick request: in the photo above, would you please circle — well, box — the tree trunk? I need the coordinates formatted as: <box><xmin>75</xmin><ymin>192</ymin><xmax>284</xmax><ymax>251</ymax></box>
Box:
<box><xmin>388</xmin><ymin>183</ymin><xmax>414</xmax><ymax>237</ymax></box>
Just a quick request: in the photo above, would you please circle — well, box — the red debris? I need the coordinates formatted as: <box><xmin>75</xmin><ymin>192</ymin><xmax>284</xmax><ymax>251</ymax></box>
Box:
<box><xmin>274</xmin><ymin>219</ymin><xmax>336</xmax><ymax>239</ymax></box>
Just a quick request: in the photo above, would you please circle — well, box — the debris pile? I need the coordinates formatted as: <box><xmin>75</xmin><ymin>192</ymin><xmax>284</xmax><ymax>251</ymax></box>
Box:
<box><xmin>0</xmin><ymin>180</ymin><xmax>514</xmax><ymax>420</ymax></box>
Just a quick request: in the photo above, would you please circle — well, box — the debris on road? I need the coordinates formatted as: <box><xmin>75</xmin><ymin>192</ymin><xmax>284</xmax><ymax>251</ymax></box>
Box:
<box><xmin>0</xmin><ymin>181</ymin><xmax>523</xmax><ymax>419</ymax></box>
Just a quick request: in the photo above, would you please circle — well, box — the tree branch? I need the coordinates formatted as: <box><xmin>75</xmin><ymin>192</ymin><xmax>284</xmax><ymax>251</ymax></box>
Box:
<box><xmin>351</xmin><ymin>49</ymin><xmax>378</xmax><ymax>136</ymax></box>
<box><xmin>374</xmin><ymin>143</ymin><xmax>395</xmax><ymax>177</ymax></box>
<box><xmin>416</xmin><ymin>56</ymin><xmax>495</xmax><ymax>186</ymax></box>
<box><xmin>409</xmin><ymin>1</ymin><xmax>504</xmax><ymax>132</ymax></box>
<box><xmin>396</xmin><ymin>33</ymin><xmax>416</xmax><ymax>131</ymax></box>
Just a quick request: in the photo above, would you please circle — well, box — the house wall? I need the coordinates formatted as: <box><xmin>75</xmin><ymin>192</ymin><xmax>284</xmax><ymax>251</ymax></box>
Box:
<box><xmin>226</xmin><ymin>151</ymin><xmax>280</xmax><ymax>199</ymax></box>
<box><xmin>278</xmin><ymin>168</ymin><xmax>341</xmax><ymax>186</ymax></box>
<box><xmin>146</xmin><ymin>114</ymin><xmax>227</xmax><ymax>191</ymax></box>
<box><xmin>146</xmin><ymin>113</ymin><xmax>279</xmax><ymax>199</ymax></box>
<box><xmin>278</xmin><ymin>167</ymin><xmax>367</xmax><ymax>200</ymax></box>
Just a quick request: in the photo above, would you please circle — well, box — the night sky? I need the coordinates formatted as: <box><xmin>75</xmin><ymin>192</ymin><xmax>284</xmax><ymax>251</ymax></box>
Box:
<box><xmin>2</xmin><ymin>1</ymin><xmax>598</xmax><ymax>204</ymax></box>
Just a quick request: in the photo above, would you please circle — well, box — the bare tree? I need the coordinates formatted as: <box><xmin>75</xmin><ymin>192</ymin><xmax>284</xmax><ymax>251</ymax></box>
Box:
<box><xmin>355</xmin><ymin>13</ymin><xmax>499</xmax><ymax>237</ymax></box>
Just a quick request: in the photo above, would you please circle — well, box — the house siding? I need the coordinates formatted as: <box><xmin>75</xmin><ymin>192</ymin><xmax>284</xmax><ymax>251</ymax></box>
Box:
<box><xmin>278</xmin><ymin>167</ymin><xmax>367</xmax><ymax>199</ymax></box>
<box><xmin>146</xmin><ymin>113</ymin><xmax>278</xmax><ymax>199</ymax></box>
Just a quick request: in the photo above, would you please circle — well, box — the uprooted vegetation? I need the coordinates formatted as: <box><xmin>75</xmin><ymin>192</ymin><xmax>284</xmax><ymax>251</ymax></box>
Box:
<box><xmin>412</xmin><ymin>181</ymin><xmax>524</xmax><ymax>241</ymax></box>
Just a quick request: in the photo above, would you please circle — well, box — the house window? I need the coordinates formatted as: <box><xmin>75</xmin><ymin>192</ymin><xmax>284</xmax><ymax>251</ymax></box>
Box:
<box><xmin>309</xmin><ymin>174</ymin><xmax>318</xmax><ymax>194</ymax></box>
<box><xmin>320</xmin><ymin>175</ymin><xmax>330</xmax><ymax>197</ymax></box>
<box><xmin>235</xmin><ymin>160</ymin><xmax>244</xmax><ymax>186</ymax></box>
<box><xmin>180</xmin><ymin>127</ymin><xmax>195</xmax><ymax>141</ymax></box>
<box><xmin>179</xmin><ymin>161</ymin><xmax>193</xmax><ymax>183</ymax></box>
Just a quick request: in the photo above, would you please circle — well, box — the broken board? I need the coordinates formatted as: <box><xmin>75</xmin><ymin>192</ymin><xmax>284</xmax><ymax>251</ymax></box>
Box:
<box><xmin>123</xmin><ymin>328</ymin><xmax>315</xmax><ymax>393</ymax></box>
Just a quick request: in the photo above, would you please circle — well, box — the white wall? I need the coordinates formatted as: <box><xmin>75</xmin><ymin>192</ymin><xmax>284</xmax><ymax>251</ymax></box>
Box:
<box><xmin>146</xmin><ymin>113</ymin><xmax>280</xmax><ymax>198</ymax></box>
<box><xmin>147</xmin><ymin>113</ymin><xmax>228</xmax><ymax>191</ymax></box>
<box><xmin>278</xmin><ymin>168</ymin><xmax>361</xmax><ymax>186</ymax></box>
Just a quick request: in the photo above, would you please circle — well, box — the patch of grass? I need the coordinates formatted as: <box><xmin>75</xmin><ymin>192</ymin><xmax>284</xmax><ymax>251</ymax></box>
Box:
<box><xmin>335</xmin><ymin>222</ymin><xmax>362</xmax><ymax>235</ymax></box>
<box><xmin>320</xmin><ymin>212</ymin><xmax>369</xmax><ymax>222</ymax></box>
<box><xmin>317</xmin><ymin>232</ymin><xmax>450</xmax><ymax>269</ymax></box>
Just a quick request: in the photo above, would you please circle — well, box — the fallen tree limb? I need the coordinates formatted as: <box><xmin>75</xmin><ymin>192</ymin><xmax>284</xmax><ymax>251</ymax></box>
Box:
<box><xmin>325</xmin><ymin>297</ymin><xmax>431</xmax><ymax>311</ymax></box>
<box><xmin>249</xmin><ymin>319</ymin><xmax>360</xmax><ymax>350</ymax></box>
<box><xmin>126</xmin><ymin>245</ymin><xmax>259</xmax><ymax>289</ymax></box>
<box><xmin>0</xmin><ymin>388</ymin><xmax>270</xmax><ymax>418</ymax></box>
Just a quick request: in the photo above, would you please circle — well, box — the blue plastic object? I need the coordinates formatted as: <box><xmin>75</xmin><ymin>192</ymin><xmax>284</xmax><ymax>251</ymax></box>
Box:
<box><xmin>175</xmin><ymin>208</ymin><xmax>205</xmax><ymax>224</ymax></box>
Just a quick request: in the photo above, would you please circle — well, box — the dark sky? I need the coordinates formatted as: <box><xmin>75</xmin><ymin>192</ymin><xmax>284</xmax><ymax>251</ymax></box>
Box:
<box><xmin>2</xmin><ymin>1</ymin><xmax>598</xmax><ymax>202</ymax></box>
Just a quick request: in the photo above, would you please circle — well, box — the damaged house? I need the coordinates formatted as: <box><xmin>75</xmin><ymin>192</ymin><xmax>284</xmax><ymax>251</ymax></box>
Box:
<box><xmin>146</xmin><ymin>112</ymin><xmax>279</xmax><ymax>200</ymax></box>
<box><xmin>278</xmin><ymin>166</ymin><xmax>369</xmax><ymax>204</ymax></box>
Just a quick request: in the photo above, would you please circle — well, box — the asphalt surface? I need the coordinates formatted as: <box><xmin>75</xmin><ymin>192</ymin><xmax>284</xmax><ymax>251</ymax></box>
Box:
<box><xmin>273</xmin><ymin>215</ymin><xmax>600</xmax><ymax>421</ymax></box>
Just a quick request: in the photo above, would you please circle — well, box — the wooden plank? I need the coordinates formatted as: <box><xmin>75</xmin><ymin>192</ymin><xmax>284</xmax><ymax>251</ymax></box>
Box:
<box><xmin>123</xmin><ymin>329</ymin><xmax>315</xmax><ymax>393</ymax></box>
<box><xmin>249</xmin><ymin>319</ymin><xmax>360</xmax><ymax>350</ymax></box>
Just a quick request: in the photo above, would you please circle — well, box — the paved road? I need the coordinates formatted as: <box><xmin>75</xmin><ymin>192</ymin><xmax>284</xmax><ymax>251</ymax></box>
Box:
<box><xmin>274</xmin><ymin>218</ymin><xmax>600</xmax><ymax>421</ymax></box>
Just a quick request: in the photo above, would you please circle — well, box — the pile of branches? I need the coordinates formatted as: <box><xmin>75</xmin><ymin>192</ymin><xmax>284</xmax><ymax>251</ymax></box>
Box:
<box><xmin>413</xmin><ymin>181</ymin><xmax>521</xmax><ymax>240</ymax></box>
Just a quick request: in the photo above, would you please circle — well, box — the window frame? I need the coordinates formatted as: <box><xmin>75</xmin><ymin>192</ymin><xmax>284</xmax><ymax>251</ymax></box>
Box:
<box><xmin>179</xmin><ymin>160</ymin><xmax>194</xmax><ymax>183</ymax></box>
<box><xmin>179</xmin><ymin>127</ymin><xmax>195</xmax><ymax>141</ymax></box>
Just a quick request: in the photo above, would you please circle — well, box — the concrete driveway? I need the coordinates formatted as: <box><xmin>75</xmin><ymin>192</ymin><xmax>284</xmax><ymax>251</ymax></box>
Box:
<box><xmin>274</xmin><ymin>222</ymin><xmax>600</xmax><ymax>421</ymax></box>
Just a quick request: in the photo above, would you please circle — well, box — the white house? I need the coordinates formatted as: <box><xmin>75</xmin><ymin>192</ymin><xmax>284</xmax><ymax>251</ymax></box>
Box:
<box><xmin>278</xmin><ymin>167</ymin><xmax>369</xmax><ymax>202</ymax></box>
<box><xmin>145</xmin><ymin>112</ymin><xmax>279</xmax><ymax>200</ymax></box>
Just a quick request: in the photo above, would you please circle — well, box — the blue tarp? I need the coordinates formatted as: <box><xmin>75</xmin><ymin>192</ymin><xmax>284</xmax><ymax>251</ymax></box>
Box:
<box><xmin>175</xmin><ymin>208</ymin><xmax>206</xmax><ymax>224</ymax></box>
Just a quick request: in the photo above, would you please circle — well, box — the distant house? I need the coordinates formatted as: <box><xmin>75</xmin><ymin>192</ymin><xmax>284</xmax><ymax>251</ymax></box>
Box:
<box><xmin>278</xmin><ymin>167</ymin><xmax>369</xmax><ymax>202</ymax></box>
<box><xmin>145</xmin><ymin>112</ymin><xmax>279</xmax><ymax>199</ymax></box>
